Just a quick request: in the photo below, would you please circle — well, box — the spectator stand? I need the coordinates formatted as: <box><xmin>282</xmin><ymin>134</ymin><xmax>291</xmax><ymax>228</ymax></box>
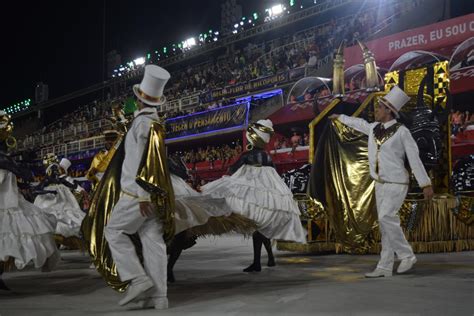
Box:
<box><xmin>449</xmin><ymin>36</ymin><xmax>474</xmax><ymax>163</ymax></box>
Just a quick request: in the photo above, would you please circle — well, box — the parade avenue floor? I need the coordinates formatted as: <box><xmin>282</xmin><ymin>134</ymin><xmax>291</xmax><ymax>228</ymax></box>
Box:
<box><xmin>1</xmin><ymin>235</ymin><xmax>473</xmax><ymax>316</ymax></box>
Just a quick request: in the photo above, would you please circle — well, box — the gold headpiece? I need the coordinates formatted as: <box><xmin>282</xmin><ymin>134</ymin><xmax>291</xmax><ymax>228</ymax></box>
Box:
<box><xmin>246</xmin><ymin>122</ymin><xmax>274</xmax><ymax>150</ymax></box>
<box><xmin>43</xmin><ymin>153</ymin><xmax>59</xmax><ymax>167</ymax></box>
<box><xmin>0</xmin><ymin>111</ymin><xmax>16</xmax><ymax>149</ymax></box>
<box><xmin>109</xmin><ymin>104</ymin><xmax>129</xmax><ymax>133</ymax></box>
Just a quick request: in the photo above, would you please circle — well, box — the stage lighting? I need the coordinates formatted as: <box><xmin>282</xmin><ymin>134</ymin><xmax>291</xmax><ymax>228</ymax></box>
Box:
<box><xmin>273</xmin><ymin>4</ymin><xmax>284</xmax><ymax>16</ymax></box>
<box><xmin>183</xmin><ymin>37</ymin><xmax>196</xmax><ymax>49</ymax></box>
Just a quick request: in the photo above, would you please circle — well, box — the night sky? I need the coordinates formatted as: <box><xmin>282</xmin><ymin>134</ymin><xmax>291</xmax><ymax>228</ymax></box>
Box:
<box><xmin>3</xmin><ymin>1</ymin><xmax>472</xmax><ymax>109</ymax></box>
<box><xmin>0</xmin><ymin>0</ymin><xmax>223</xmax><ymax>107</ymax></box>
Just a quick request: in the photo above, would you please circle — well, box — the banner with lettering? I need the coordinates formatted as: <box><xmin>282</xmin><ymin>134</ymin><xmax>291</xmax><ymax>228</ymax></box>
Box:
<box><xmin>451</xmin><ymin>65</ymin><xmax>474</xmax><ymax>94</ymax></box>
<box><xmin>165</xmin><ymin>102</ymin><xmax>249</xmax><ymax>140</ymax></box>
<box><xmin>209</xmin><ymin>72</ymin><xmax>288</xmax><ymax>100</ymax></box>
<box><xmin>344</xmin><ymin>13</ymin><xmax>474</xmax><ymax>67</ymax></box>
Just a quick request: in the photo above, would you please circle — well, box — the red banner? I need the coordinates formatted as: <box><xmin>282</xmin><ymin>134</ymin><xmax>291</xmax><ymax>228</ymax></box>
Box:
<box><xmin>345</xmin><ymin>14</ymin><xmax>474</xmax><ymax>67</ymax></box>
<box><xmin>451</xmin><ymin>65</ymin><xmax>474</xmax><ymax>94</ymax></box>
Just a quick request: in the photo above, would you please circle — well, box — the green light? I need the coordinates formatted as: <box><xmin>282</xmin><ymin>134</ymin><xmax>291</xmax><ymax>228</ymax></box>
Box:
<box><xmin>147</xmin><ymin>53</ymin><xmax>151</xmax><ymax>59</ymax></box>
<box><xmin>290</xmin><ymin>0</ymin><xmax>295</xmax><ymax>6</ymax></box>
<box><xmin>163</xmin><ymin>47</ymin><xmax>167</xmax><ymax>53</ymax></box>
<box><xmin>209</xmin><ymin>29</ymin><xmax>212</xmax><ymax>33</ymax></box>
<box><xmin>178</xmin><ymin>43</ymin><xmax>182</xmax><ymax>48</ymax></box>
<box><xmin>253</xmin><ymin>12</ymin><xmax>258</xmax><ymax>20</ymax></box>
<box><xmin>242</xmin><ymin>17</ymin><xmax>246</xmax><ymax>20</ymax></box>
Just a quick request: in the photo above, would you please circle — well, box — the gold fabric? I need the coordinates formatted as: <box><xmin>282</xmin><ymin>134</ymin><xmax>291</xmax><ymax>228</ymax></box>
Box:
<box><xmin>81</xmin><ymin>139</ymin><xmax>127</xmax><ymax>292</ymax></box>
<box><xmin>0</xmin><ymin>113</ymin><xmax>13</xmax><ymax>141</ymax></box>
<box><xmin>452</xmin><ymin>194</ymin><xmax>474</xmax><ymax>226</ymax></box>
<box><xmin>86</xmin><ymin>138</ymin><xmax>122</xmax><ymax>189</ymax></box>
<box><xmin>136</xmin><ymin>121</ymin><xmax>176</xmax><ymax>243</ymax></box>
<box><xmin>308</xmin><ymin>120</ymin><xmax>377</xmax><ymax>253</ymax></box>
<box><xmin>85</xmin><ymin>150</ymin><xmax>108</xmax><ymax>186</ymax></box>
<box><xmin>82</xmin><ymin>122</ymin><xmax>174</xmax><ymax>292</ymax></box>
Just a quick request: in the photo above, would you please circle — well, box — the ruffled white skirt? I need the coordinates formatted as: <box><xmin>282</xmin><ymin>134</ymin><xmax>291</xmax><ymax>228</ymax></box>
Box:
<box><xmin>0</xmin><ymin>195</ymin><xmax>59</xmax><ymax>270</ymax></box>
<box><xmin>172</xmin><ymin>174</ymin><xmax>233</xmax><ymax>235</ymax></box>
<box><xmin>34</xmin><ymin>185</ymin><xmax>85</xmax><ymax>238</ymax></box>
<box><xmin>201</xmin><ymin>165</ymin><xmax>306</xmax><ymax>243</ymax></box>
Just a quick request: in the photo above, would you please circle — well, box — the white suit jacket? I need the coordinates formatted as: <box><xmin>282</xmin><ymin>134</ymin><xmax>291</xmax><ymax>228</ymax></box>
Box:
<box><xmin>338</xmin><ymin>115</ymin><xmax>431</xmax><ymax>188</ymax></box>
<box><xmin>120</xmin><ymin>107</ymin><xmax>159</xmax><ymax>202</ymax></box>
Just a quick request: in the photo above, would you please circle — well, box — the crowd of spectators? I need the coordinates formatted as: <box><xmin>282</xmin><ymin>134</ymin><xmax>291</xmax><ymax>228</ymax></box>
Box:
<box><xmin>15</xmin><ymin>0</ymin><xmax>420</xmax><ymax>159</ymax></box>
<box><xmin>451</xmin><ymin>110</ymin><xmax>474</xmax><ymax>137</ymax></box>
<box><xmin>163</xmin><ymin>1</ymin><xmax>413</xmax><ymax>105</ymax></box>
<box><xmin>170</xmin><ymin>141</ymin><xmax>243</xmax><ymax>170</ymax></box>
<box><xmin>273</xmin><ymin>131</ymin><xmax>310</xmax><ymax>152</ymax></box>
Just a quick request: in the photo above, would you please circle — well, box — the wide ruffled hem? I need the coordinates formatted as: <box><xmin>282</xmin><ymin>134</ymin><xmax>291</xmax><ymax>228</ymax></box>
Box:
<box><xmin>43</xmin><ymin>207</ymin><xmax>85</xmax><ymax>229</ymax></box>
<box><xmin>225</xmin><ymin>197</ymin><xmax>306</xmax><ymax>243</ymax></box>
<box><xmin>174</xmin><ymin>196</ymin><xmax>233</xmax><ymax>234</ymax></box>
<box><xmin>203</xmin><ymin>181</ymin><xmax>299</xmax><ymax>215</ymax></box>
<box><xmin>0</xmin><ymin>204</ymin><xmax>57</xmax><ymax>236</ymax></box>
<box><xmin>0</xmin><ymin>232</ymin><xmax>59</xmax><ymax>270</ymax></box>
<box><xmin>201</xmin><ymin>165</ymin><xmax>306</xmax><ymax>243</ymax></box>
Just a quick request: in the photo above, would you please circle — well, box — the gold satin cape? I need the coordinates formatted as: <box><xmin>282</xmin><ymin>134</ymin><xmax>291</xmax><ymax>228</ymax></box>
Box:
<box><xmin>308</xmin><ymin>120</ymin><xmax>377</xmax><ymax>252</ymax></box>
<box><xmin>81</xmin><ymin>122</ymin><xmax>175</xmax><ymax>292</ymax></box>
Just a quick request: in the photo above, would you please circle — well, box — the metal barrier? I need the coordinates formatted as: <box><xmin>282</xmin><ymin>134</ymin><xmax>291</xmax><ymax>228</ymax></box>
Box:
<box><xmin>40</xmin><ymin>135</ymin><xmax>106</xmax><ymax>158</ymax></box>
<box><xmin>18</xmin><ymin>119</ymin><xmax>111</xmax><ymax>151</ymax></box>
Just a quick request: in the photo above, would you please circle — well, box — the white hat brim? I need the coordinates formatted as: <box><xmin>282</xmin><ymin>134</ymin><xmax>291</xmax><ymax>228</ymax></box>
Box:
<box><xmin>133</xmin><ymin>84</ymin><xmax>166</xmax><ymax>106</ymax></box>
<box><xmin>379</xmin><ymin>98</ymin><xmax>400</xmax><ymax>119</ymax></box>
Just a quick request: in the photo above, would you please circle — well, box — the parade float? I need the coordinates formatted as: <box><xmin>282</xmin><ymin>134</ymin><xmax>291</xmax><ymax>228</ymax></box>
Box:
<box><xmin>278</xmin><ymin>35</ymin><xmax>474</xmax><ymax>254</ymax></box>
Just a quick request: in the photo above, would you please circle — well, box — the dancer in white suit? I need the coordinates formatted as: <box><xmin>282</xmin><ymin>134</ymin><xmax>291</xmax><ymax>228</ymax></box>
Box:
<box><xmin>104</xmin><ymin>65</ymin><xmax>171</xmax><ymax>309</ymax></box>
<box><xmin>329</xmin><ymin>86</ymin><xmax>434</xmax><ymax>277</ymax></box>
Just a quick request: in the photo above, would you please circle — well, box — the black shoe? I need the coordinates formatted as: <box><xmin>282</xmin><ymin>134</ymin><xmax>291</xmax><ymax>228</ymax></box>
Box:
<box><xmin>267</xmin><ymin>258</ymin><xmax>275</xmax><ymax>267</ymax></box>
<box><xmin>243</xmin><ymin>263</ymin><xmax>261</xmax><ymax>272</ymax></box>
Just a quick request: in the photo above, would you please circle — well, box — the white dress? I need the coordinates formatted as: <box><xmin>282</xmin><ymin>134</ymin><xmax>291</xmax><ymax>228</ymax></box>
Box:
<box><xmin>0</xmin><ymin>169</ymin><xmax>59</xmax><ymax>270</ymax></box>
<box><xmin>171</xmin><ymin>174</ymin><xmax>233</xmax><ymax>235</ymax></box>
<box><xmin>34</xmin><ymin>176</ymin><xmax>85</xmax><ymax>238</ymax></box>
<box><xmin>201</xmin><ymin>164</ymin><xmax>306</xmax><ymax>243</ymax></box>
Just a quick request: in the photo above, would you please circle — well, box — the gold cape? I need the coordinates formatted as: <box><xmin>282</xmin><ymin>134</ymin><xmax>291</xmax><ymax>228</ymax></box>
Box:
<box><xmin>81</xmin><ymin>121</ymin><xmax>175</xmax><ymax>292</ymax></box>
<box><xmin>308</xmin><ymin>119</ymin><xmax>377</xmax><ymax>253</ymax></box>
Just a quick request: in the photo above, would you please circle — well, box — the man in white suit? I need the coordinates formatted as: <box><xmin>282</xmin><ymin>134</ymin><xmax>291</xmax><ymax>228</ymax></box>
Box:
<box><xmin>329</xmin><ymin>86</ymin><xmax>434</xmax><ymax>277</ymax></box>
<box><xmin>104</xmin><ymin>65</ymin><xmax>171</xmax><ymax>309</ymax></box>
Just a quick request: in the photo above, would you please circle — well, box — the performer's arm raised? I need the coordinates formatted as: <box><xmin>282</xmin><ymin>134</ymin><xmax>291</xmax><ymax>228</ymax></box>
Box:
<box><xmin>335</xmin><ymin>114</ymin><xmax>371</xmax><ymax>136</ymax></box>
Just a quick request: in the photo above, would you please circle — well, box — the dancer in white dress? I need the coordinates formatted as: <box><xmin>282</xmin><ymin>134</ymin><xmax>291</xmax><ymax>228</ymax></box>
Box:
<box><xmin>202</xmin><ymin>119</ymin><xmax>306</xmax><ymax>272</ymax></box>
<box><xmin>0</xmin><ymin>111</ymin><xmax>59</xmax><ymax>290</ymax></box>
<box><xmin>166</xmin><ymin>157</ymin><xmax>257</xmax><ymax>283</ymax></box>
<box><xmin>34</xmin><ymin>157</ymin><xmax>86</xmax><ymax>238</ymax></box>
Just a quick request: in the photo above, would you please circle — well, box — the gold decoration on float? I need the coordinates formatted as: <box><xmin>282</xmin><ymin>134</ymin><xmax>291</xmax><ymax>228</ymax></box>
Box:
<box><xmin>384</xmin><ymin>71</ymin><xmax>399</xmax><ymax>92</ymax></box>
<box><xmin>357</xmin><ymin>40</ymin><xmax>379</xmax><ymax>91</ymax></box>
<box><xmin>404</xmin><ymin>68</ymin><xmax>427</xmax><ymax>95</ymax></box>
<box><xmin>332</xmin><ymin>41</ymin><xmax>345</xmax><ymax>97</ymax></box>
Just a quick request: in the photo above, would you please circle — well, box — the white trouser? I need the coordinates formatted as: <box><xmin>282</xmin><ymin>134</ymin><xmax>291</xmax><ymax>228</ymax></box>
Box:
<box><xmin>375</xmin><ymin>182</ymin><xmax>414</xmax><ymax>271</ymax></box>
<box><xmin>104</xmin><ymin>195</ymin><xmax>167</xmax><ymax>298</ymax></box>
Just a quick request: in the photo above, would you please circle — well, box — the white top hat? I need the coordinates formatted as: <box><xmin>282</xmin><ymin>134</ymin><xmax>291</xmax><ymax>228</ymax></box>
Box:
<box><xmin>246</xmin><ymin>119</ymin><xmax>274</xmax><ymax>147</ymax></box>
<box><xmin>379</xmin><ymin>85</ymin><xmax>410</xmax><ymax>118</ymax></box>
<box><xmin>59</xmin><ymin>158</ymin><xmax>72</xmax><ymax>172</ymax></box>
<box><xmin>133</xmin><ymin>65</ymin><xmax>171</xmax><ymax>106</ymax></box>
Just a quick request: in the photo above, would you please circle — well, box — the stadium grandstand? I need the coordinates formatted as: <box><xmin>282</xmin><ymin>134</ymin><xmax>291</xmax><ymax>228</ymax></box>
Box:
<box><xmin>4</xmin><ymin>0</ymin><xmax>473</xmax><ymax>190</ymax></box>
